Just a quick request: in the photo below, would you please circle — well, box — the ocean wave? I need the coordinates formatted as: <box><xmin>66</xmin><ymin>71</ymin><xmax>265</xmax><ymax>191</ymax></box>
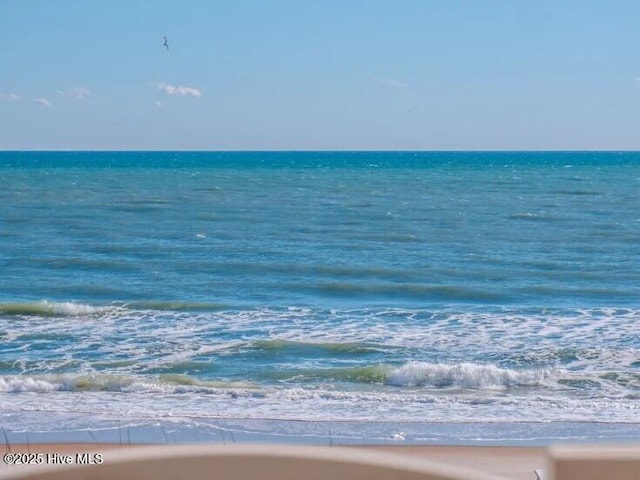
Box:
<box><xmin>123</xmin><ymin>301</ymin><xmax>231</xmax><ymax>312</ymax></box>
<box><xmin>0</xmin><ymin>374</ymin><xmax>135</xmax><ymax>393</ymax></box>
<box><xmin>0</xmin><ymin>362</ymin><xmax>549</xmax><ymax>393</ymax></box>
<box><xmin>0</xmin><ymin>374</ymin><xmax>255</xmax><ymax>394</ymax></box>
<box><xmin>266</xmin><ymin>362</ymin><xmax>551</xmax><ymax>389</ymax></box>
<box><xmin>315</xmin><ymin>283</ymin><xmax>506</xmax><ymax>302</ymax></box>
<box><xmin>250</xmin><ymin>339</ymin><xmax>384</xmax><ymax>354</ymax></box>
<box><xmin>386</xmin><ymin>362</ymin><xmax>550</xmax><ymax>388</ymax></box>
<box><xmin>264</xmin><ymin>365</ymin><xmax>390</xmax><ymax>384</ymax></box>
<box><xmin>0</xmin><ymin>301</ymin><xmax>101</xmax><ymax>317</ymax></box>
<box><xmin>0</xmin><ymin>300</ymin><xmax>230</xmax><ymax>319</ymax></box>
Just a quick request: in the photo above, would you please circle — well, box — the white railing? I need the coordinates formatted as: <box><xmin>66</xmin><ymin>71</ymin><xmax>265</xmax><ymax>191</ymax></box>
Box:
<box><xmin>1</xmin><ymin>443</ymin><xmax>639</xmax><ymax>480</ymax></box>
<box><xmin>546</xmin><ymin>444</ymin><xmax>640</xmax><ymax>480</ymax></box>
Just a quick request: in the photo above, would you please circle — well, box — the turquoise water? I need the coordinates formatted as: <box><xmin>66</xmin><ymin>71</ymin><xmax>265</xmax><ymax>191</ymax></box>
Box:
<box><xmin>1</xmin><ymin>151</ymin><xmax>639</xmax><ymax>443</ymax></box>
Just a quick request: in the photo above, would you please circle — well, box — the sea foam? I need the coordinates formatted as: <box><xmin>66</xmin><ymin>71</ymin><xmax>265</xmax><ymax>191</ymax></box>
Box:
<box><xmin>386</xmin><ymin>362</ymin><xmax>550</xmax><ymax>388</ymax></box>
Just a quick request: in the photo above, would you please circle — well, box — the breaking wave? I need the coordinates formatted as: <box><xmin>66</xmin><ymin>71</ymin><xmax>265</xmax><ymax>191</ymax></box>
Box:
<box><xmin>386</xmin><ymin>362</ymin><xmax>550</xmax><ymax>388</ymax></box>
<box><xmin>0</xmin><ymin>362</ymin><xmax>550</xmax><ymax>394</ymax></box>
<box><xmin>0</xmin><ymin>301</ymin><xmax>101</xmax><ymax>317</ymax></box>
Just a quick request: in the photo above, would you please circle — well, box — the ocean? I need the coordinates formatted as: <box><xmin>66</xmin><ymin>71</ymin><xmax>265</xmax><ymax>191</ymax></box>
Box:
<box><xmin>1</xmin><ymin>151</ymin><xmax>639</xmax><ymax>445</ymax></box>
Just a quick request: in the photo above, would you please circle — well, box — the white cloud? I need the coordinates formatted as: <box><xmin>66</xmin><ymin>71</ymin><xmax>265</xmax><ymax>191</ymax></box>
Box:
<box><xmin>153</xmin><ymin>82</ymin><xmax>202</xmax><ymax>97</ymax></box>
<box><xmin>58</xmin><ymin>87</ymin><xmax>92</xmax><ymax>100</ymax></box>
<box><xmin>0</xmin><ymin>93</ymin><xmax>21</xmax><ymax>101</ymax></box>
<box><xmin>33</xmin><ymin>97</ymin><xmax>52</xmax><ymax>107</ymax></box>
<box><xmin>155</xmin><ymin>101</ymin><xmax>163</xmax><ymax>108</ymax></box>
<box><xmin>380</xmin><ymin>78</ymin><xmax>409</xmax><ymax>89</ymax></box>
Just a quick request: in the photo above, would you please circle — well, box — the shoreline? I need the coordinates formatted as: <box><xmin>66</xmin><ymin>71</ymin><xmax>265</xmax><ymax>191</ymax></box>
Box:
<box><xmin>2</xmin><ymin>417</ymin><xmax>639</xmax><ymax>447</ymax></box>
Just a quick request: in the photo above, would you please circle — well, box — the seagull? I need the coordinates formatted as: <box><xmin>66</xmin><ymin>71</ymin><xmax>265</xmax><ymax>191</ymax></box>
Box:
<box><xmin>162</xmin><ymin>36</ymin><xmax>169</xmax><ymax>50</ymax></box>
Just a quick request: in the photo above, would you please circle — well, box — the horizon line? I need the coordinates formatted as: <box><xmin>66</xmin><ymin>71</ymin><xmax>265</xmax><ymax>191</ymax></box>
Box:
<box><xmin>2</xmin><ymin>149</ymin><xmax>640</xmax><ymax>154</ymax></box>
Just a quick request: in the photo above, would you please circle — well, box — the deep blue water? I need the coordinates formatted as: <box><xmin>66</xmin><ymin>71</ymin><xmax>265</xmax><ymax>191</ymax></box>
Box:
<box><xmin>0</xmin><ymin>151</ymin><xmax>639</xmax><ymax>440</ymax></box>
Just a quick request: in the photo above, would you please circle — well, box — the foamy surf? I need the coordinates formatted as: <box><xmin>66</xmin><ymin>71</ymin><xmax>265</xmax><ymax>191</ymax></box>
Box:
<box><xmin>0</xmin><ymin>362</ymin><xmax>552</xmax><ymax>395</ymax></box>
<box><xmin>0</xmin><ymin>374</ymin><xmax>138</xmax><ymax>393</ymax></box>
<box><xmin>0</xmin><ymin>374</ymin><xmax>258</xmax><ymax>394</ymax></box>
<box><xmin>386</xmin><ymin>362</ymin><xmax>550</xmax><ymax>388</ymax></box>
<box><xmin>3</xmin><ymin>371</ymin><xmax>640</xmax><ymax>427</ymax></box>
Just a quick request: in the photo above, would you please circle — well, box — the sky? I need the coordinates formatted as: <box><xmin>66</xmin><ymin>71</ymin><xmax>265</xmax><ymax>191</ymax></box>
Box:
<box><xmin>1</xmin><ymin>0</ymin><xmax>640</xmax><ymax>151</ymax></box>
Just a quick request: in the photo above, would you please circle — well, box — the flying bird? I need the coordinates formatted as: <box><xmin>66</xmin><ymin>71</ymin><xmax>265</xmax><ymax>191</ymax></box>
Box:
<box><xmin>162</xmin><ymin>36</ymin><xmax>169</xmax><ymax>50</ymax></box>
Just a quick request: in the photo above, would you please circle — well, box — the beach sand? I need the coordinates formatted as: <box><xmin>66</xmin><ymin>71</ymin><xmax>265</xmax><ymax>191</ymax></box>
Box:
<box><xmin>2</xmin><ymin>443</ymin><xmax>545</xmax><ymax>480</ymax></box>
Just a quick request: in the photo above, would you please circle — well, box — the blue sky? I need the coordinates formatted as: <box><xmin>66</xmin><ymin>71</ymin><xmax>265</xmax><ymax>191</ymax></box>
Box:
<box><xmin>1</xmin><ymin>0</ymin><xmax>640</xmax><ymax>150</ymax></box>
